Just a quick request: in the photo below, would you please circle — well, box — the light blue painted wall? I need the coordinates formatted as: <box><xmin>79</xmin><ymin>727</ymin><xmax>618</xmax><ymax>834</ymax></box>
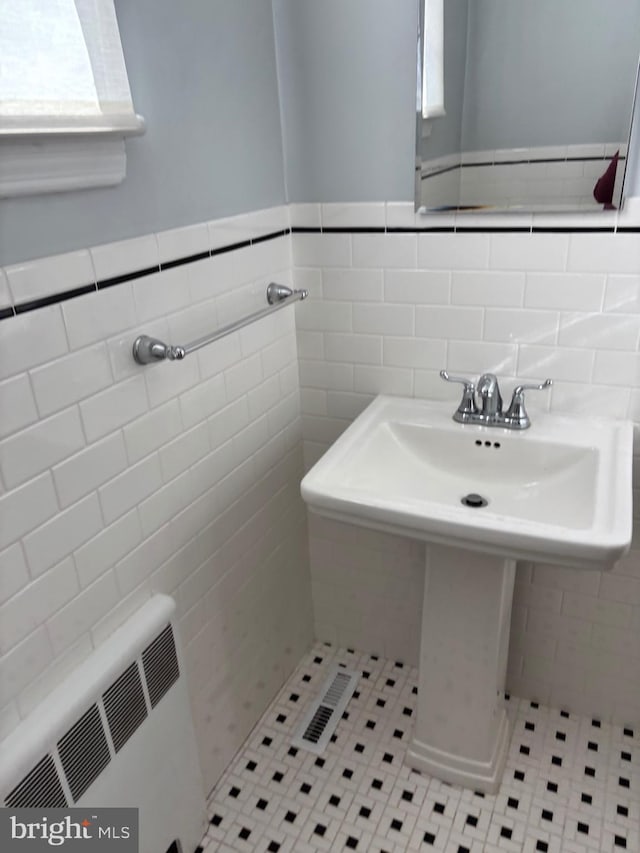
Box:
<box><xmin>272</xmin><ymin>0</ymin><xmax>418</xmax><ymax>204</ymax></box>
<box><xmin>274</xmin><ymin>0</ymin><xmax>640</xmax><ymax>202</ymax></box>
<box><xmin>462</xmin><ymin>0</ymin><xmax>640</xmax><ymax>151</ymax></box>
<box><xmin>3</xmin><ymin>0</ymin><xmax>640</xmax><ymax>267</ymax></box>
<box><xmin>0</xmin><ymin>0</ymin><xmax>286</xmax><ymax>265</ymax></box>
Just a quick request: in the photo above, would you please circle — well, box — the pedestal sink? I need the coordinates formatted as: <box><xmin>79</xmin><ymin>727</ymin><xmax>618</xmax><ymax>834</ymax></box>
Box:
<box><xmin>300</xmin><ymin>395</ymin><xmax>633</xmax><ymax>792</ymax></box>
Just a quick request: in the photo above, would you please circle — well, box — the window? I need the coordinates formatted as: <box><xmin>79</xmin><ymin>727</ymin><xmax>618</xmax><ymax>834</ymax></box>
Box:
<box><xmin>422</xmin><ymin>0</ymin><xmax>445</xmax><ymax>120</ymax></box>
<box><xmin>0</xmin><ymin>0</ymin><xmax>144</xmax><ymax>196</ymax></box>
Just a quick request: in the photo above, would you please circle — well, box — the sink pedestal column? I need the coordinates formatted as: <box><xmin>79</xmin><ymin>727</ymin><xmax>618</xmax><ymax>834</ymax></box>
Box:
<box><xmin>406</xmin><ymin>545</ymin><xmax>516</xmax><ymax>793</ymax></box>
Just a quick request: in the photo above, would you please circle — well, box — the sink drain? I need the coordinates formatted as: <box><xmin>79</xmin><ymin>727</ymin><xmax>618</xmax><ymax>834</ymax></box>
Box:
<box><xmin>461</xmin><ymin>493</ymin><xmax>488</xmax><ymax>508</ymax></box>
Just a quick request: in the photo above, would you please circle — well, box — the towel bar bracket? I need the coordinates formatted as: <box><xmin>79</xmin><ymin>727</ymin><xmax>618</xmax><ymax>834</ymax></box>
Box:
<box><xmin>132</xmin><ymin>336</ymin><xmax>186</xmax><ymax>364</ymax></box>
<box><xmin>132</xmin><ymin>282</ymin><xmax>307</xmax><ymax>365</ymax></box>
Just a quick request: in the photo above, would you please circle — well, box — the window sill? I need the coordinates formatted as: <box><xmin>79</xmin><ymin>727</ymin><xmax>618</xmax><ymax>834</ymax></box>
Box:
<box><xmin>0</xmin><ymin>118</ymin><xmax>145</xmax><ymax>198</ymax></box>
<box><xmin>420</xmin><ymin>109</ymin><xmax>446</xmax><ymax>139</ymax></box>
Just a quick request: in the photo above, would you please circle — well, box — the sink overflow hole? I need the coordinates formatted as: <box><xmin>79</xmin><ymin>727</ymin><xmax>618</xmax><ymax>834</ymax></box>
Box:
<box><xmin>461</xmin><ymin>493</ymin><xmax>488</xmax><ymax>508</ymax></box>
<box><xmin>474</xmin><ymin>440</ymin><xmax>501</xmax><ymax>449</ymax></box>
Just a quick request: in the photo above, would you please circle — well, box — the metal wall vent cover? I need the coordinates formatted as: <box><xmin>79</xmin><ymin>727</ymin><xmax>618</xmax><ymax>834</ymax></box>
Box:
<box><xmin>57</xmin><ymin>704</ymin><xmax>111</xmax><ymax>802</ymax></box>
<box><xmin>142</xmin><ymin>624</ymin><xmax>180</xmax><ymax>708</ymax></box>
<box><xmin>103</xmin><ymin>661</ymin><xmax>148</xmax><ymax>753</ymax></box>
<box><xmin>4</xmin><ymin>754</ymin><xmax>68</xmax><ymax>808</ymax></box>
<box><xmin>291</xmin><ymin>665</ymin><xmax>360</xmax><ymax>755</ymax></box>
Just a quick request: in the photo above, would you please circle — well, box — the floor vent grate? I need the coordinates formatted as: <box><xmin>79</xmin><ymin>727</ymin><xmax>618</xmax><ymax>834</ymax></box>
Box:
<box><xmin>291</xmin><ymin>665</ymin><xmax>359</xmax><ymax>755</ymax></box>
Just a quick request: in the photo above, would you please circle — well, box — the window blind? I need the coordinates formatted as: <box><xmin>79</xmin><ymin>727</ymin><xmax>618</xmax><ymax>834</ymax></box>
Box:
<box><xmin>0</xmin><ymin>0</ymin><xmax>143</xmax><ymax>135</ymax></box>
<box><xmin>422</xmin><ymin>0</ymin><xmax>445</xmax><ymax>120</ymax></box>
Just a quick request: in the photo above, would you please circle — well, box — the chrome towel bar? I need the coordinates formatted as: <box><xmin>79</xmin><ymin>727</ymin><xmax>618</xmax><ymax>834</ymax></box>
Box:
<box><xmin>132</xmin><ymin>282</ymin><xmax>307</xmax><ymax>365</ymax></box>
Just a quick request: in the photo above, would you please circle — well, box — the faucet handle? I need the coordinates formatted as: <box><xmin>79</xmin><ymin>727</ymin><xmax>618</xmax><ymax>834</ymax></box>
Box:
<box><xmin>510</xmin><ymin>378</ymin><xmax>553</xmax><ymax>400</ymax></box>
<box><xmin>505</xmin><ymin>379</ymin><xmax>552</xmax><ymax>428</ymax></box>
<box><xmin>439</xmin><ymin>370</ymin><xmax>477</xmax><ymax>417</ymax></box>
<box><xmin>440</xmin><ymin>370</ymin><xmax>475</xmax><ymax>387</ymax></box>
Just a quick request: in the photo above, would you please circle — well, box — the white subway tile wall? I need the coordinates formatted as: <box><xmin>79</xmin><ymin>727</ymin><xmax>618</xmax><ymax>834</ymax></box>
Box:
<box><xmin>291</xmin><ymin>201</ymin><xmax>640</xmax><ymax>727</ymax></box>
<box><xmin>0</xmin><ymin>207</ymin><xmax>314</xmax><ymax>791</ymax></box>
<box><xmin>420</xmin><ymin>143</ymin><xmax>628</xmax><ymax>210</ymax></box>
<box><xmin>5</xmin><ymin>249</ymin><xmax>95</xmax><ymax>305</ymax></box>
<box><xmin>0</xmin><ymin>269</ymin><xmax>12</xmax><ymax>312</ymax></box>
<box><xmin>1</xmin><ymin>200</ymin><xmax>639</xmax><ymax>798</ymax></box>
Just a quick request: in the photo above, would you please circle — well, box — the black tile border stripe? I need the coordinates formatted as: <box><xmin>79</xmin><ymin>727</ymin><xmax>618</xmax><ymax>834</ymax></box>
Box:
<box><xmin>421</xmin><ymin>164</ymin><xmax>460</xmax><ymax>178</ymax></box>
<box><xmin>422</xmin><ymin>152</ymin><xmax>627</xmax><ymax>180</ymax></box>
<box><xmin>0</xmin><ymin>221</ymin><xmax>633</xmax><ymax>320</ymax></box>
<box><xmin>161</xmin><ymin>251</ymin><xmax>210</xmax><ymax>270</ymax></box>
<box><xmin>387</xmin><ymin>226</ymin><xmax>455</xmax><ymax>233</ymax></box>
<box><xmin>211</xmin><ymin>238</ymin><xmax>252</xmax><ymax>256</ymax></box>
<box><xmin>322</xmin><ymin>226</ymin><xmax>386</xmax><ymax>234</ymax></box>
<box><xmin>14</xmin><ymin>284</ymin><xmax>97</xmax><ymax>315</ymax></box>
<box><xmin>457</xmin><ymin>226</ymin><xmax>532</xmax><ymax>233</ymax></box>
<box><xmin>531</xmin><ymin>226</ymin><xmax>616</xmax><ymax>233</ymax></box>
<box><xmin>97</xmin><ymin>265</ymin><xmax>161</xmax><ymax>290</ymax></box>
<box><xmin>462</xmin><ymin>154</ymin><xmax>627</xmax><ymax>168</ymax></box>
<box><xmin>251</xmin><ymin>228</ymin><xmax>289</xmax><ymax>245</ymax></box>
<box><xmin>292</xmin><ymin>225</ymin><xmax>618</xmax><ymax>235</ymax></box>
<box><xmin>4</xmin><ymin>228</ymin><xmax>291</xmax><ymax>320</ymax></box>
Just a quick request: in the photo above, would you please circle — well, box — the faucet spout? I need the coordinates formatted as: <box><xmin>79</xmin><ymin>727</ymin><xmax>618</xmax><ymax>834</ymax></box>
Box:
<box><xmin>476</xmin><ymin>373</ymin><xmax>503</xmax><ymax>417</ymax></box>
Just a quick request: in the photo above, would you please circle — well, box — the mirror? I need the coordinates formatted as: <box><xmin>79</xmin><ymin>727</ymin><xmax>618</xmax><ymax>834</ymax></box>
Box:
<box><xmin>416</xmin><ymin>0</ymin><xmax>640</xmax><ymax>214</ymax></box>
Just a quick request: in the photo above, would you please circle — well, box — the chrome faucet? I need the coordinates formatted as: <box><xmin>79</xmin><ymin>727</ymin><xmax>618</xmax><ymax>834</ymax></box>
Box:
<box><xmin>440</xmin><ymin>370</ymin><xmax>552</xmax><ymax>430</ymax></box>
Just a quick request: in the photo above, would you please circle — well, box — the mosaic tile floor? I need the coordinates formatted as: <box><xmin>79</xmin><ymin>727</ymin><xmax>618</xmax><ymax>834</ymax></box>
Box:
<box><xmin>198</xmin><ymin>643</ymin><xmax>638</xmax><ymax>853</ymax></box>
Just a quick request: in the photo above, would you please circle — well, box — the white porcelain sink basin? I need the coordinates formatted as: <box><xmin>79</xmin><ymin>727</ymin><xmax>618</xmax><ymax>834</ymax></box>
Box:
<box><xmin>301</xmin><ymin>395</ymin><xmax>633</xmax><ymax>571</ymax></box>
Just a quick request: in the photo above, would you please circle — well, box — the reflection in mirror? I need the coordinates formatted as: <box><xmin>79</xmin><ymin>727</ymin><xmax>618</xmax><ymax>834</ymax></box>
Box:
<box><xmin>416</xmin><ymin>0</ymin><xmax>640</xmax><ymax>214</ymax></box>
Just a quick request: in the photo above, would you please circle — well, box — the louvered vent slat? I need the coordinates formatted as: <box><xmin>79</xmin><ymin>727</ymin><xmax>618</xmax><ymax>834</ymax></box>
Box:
<box><xmin>5</xmin><ymin>754</ymin><xmax>67</xmax><ymax>808</ymax></box>
<box><xmin>142</xmin><ymin>624</ymin><xmax>180</xmax><ymax>708</ymax></box>
<box><xmin>103</xmin><ymin>662</ymin><xmax>148</xmax><ymax>753</ymax></box>
<box><xmin>302</xmin><ymin>705</ymin><xmax>334</xmax><ymax>744</ymax></box>
<box><xmin>57</xmin><ymin>704</ymin><xmax>111</xmax><ymax>802</ymax></box>
<box><xmin>324</xmin><ymin>672</ymin><xmax>351</xmax><ymax>705</ymax></box>
<box><xmin>60</xmin><ymin>752</ymin><xmax>108</xmax><ymax>802</ymax></box>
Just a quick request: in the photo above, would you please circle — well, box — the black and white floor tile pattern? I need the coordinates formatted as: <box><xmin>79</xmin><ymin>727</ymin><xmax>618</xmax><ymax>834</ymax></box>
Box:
<box><xmin>198</xmin><ymin>643</ymin><xmax>638</xmax><ymax>852</ymax></box>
